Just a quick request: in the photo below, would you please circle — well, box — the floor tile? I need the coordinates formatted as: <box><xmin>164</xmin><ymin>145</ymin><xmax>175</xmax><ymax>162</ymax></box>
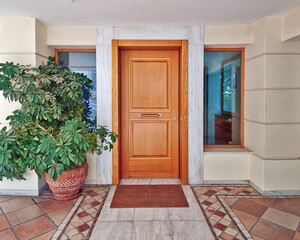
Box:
<box><xmin>220</xmin><ymin>232</ymin><xmax>234</xmax><ymax>240</ymax></box>
<box><xmin>152</xmin><ymin>221</ymin><xmax>172</xmax><ymax>240</ymax></box>
<box><xmin>117</xmin><ymin>208</ymin><xmax>134</xmax><ymax>221</ymax></box>
<box><xmin>6</xmin><ymin>204</ymin><xmax>44</xmax><ymax>226</ymax></box>
<box><xmin>132</xmin><ymin>221</ymin><xmax>172</xmax><ymax>240</ymax></box>
<box><xmin>224</xmin><ymin>198</ymin><xmax>238</xmax><ymax>206</ymax></box>
<box><xmin>31</xmin><ymin>229</ymin><xmax>56</xmax><ymax>240</ymax></box>
<box><xmin>37</xmin><ymin>199</ymin><xmax>74</xmax><ymax>214</ymax></box>
<box><xmin>90</xmin><ymin>221</ymin><xmax>132</xmax><ymax>240</ymax></box>
<box><xmin>252</xmin><ymin>235</ymin><xmax>265</xmax><ymax>240</ymax></box>
<box><xmin>98</xmin><ymin>206</ymin><xmax>119</xmax><ymax>221</ymax></box>
<box><xmin>271</xmin><ymin>198</ymin><xmax>300</xmax><ymax>217</ymax></box>
<box><xmin>251</xmin><ymin>219</ymin><xmax>295</xmax><ymax>240</ymax></box>
<box><xmin>153</xmin><ymin>208</ymin><xmax>169</xmax><ymax>220</ymax></box>
<box><xmin>134</xmin><ymin>208</ymin><xmax>154</xmax><ymax>221</ymax></box>
<box><xmin>47</xmin><ymin>204</ymin><xmax>73</xmax><ymax>226</ymax></box>
<box><xmin>0</xmin><ymin>196</ymin><xmax>13</xmax><ymax>203</ymax></box>
<box><xmin>0</xmin><ymin>198</ymin><xmax>34</xmax><ymax>213</ymax></box>
<box><xmin>170</xmin><ymin>220</ymin><xmax>214</xmax><ymax>240</ymax></box>
<box><xmin>182</xmin><ymin>185</ymin><xmax>197</xmax><ymax>203</ymax></box>
<box><xmin>0</xmin><ymin>228</ymin><xmax>17</xmax><ymax>240</ymax></box>
<box><xmin>232</xmin><ymin>199</ymin><xmax>267</xmax><ymax>218</ymax></box>
<box><xmin>294</xmin><ymin>232</ymin><xmax>300</xmax><ymax>240</ymax></box>
<box><xmin>262</xmin><ymin>207</ymin><xmax>300</xmax><ymax>230</ymax></box>
<box><xmin>168</xmin><ymin>203</ymin><xmax>205</xmax><ymax>221</ymax></box>
<box><xmin>0</xmin><ymin>215</ymin><xmax>10</xmax><ymax>231</ymax></box>
<box><xmin>249</xmin><ymin>198</ymin><xmax>274</xmax><ymax>207</ymax></box>
<box><xmin>232</xmin><ymin>208</ymin><xmax>258</xmax><ymax>231</ymax></box>
<box><xmin>14</xmin><ymin>215</ymin><xmax>56</xmax><ymax>240</ymax></box>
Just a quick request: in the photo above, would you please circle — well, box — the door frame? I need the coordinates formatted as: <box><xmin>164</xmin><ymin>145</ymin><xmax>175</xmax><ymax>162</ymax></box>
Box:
<box><xmin>112</xmin><ymin>40</ymin><xmax>188</xmax><ymax>185</ymax></box>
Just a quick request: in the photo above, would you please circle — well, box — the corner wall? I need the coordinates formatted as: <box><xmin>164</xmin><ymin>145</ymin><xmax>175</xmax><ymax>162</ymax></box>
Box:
<box><xmin>245</xmin><ymin>17</ymin><xmax>300</xmax><ymax>194</ymax></box>
<box><xmin>0</xmin><ymin>18</ymin><xmax>54</xmax><ymax>195</ymax></box>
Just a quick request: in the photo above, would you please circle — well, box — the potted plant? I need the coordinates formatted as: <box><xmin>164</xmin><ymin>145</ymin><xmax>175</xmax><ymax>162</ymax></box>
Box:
<box><xmin>0</xmin><ymin>57</ymin><xmax>117</xmax><ymax>200</ymax></box>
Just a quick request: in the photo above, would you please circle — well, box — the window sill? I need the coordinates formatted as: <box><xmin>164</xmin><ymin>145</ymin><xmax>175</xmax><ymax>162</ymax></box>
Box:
<box><xmin>203</xmin><ymin>148</ymin><xmax>252</xmax><ymax>154</ymax></box>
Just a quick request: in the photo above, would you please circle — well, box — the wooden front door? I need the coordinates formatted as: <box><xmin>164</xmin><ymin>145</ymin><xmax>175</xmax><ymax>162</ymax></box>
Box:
<box><xmin>121</xmin><ymin>49</ymin><xmax>179</xmax><ymax>178</ymax></box>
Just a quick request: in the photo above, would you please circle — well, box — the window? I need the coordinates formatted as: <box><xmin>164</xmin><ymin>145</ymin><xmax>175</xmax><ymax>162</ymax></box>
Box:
<box><xmin>55</xmin><ymin>50</ymin><xmax>96</xmax><ymax>127</ymax></box>
<box><xmin>204</xmin><ymin>49</ymin><xmax>244</xmax><ymax>147</ymax></box>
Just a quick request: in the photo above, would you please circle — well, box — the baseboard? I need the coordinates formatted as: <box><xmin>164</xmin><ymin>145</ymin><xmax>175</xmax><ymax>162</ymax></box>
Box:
<box><xmin>202</xmin><ymin>180</ymin><xmax>249</xmax><ymax>185</ymax></box>
<box><xmin>250</xmin><ymin>181</ymin><xmax>300</xmax><ymax>196</ymax></box>
<box><xmin>249</xmin><ymin>181</ymin><xmax>264</xmax><ymax>195</ymax></box>
<box><xmin>38</xmin><ymin>182</ymin><xmax>49</xmax><ymax>195</ymax></box>
<box><xmin>0</xmin><ymin>189</ymin><xmax>39</xmax><ymax>196</ymax></box>
<box><xmin>84</xmin><ymin>179</ymin><xmax>97</xmax><ymax>185</ymax></box>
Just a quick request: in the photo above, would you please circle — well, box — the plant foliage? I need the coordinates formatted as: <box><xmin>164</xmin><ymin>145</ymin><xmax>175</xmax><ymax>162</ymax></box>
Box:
<box><xmin>0</xmin><ymin>57</ymin><xmax>117</xmax><ymax>181</ymax></box>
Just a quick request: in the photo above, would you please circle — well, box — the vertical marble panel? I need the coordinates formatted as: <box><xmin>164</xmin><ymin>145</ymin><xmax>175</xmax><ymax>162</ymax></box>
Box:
<box><xmin>96</xmin><ymin>26</ymin><xmax>204</xmax><ymax>184</ymax></box>
<box><xmin>96</xmin><ymin>27</ymin><xmax>113</xmax><ymax>184</ymax></box>
<box><xmin>188</xmin><ymin>26</ymin><xmax>204</xmax><ymax>184</ymax></box>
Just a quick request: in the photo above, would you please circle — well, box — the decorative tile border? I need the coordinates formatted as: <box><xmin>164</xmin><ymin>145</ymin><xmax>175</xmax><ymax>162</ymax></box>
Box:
<box><xmin>51</xmin><ymin>186</ymin><xmax>110</xmax><ymax>240</ymax></box>
<box><xmin>191</xmin><ymin>185</ymin><xmax>260</xmax><ymax>240</ymax></box>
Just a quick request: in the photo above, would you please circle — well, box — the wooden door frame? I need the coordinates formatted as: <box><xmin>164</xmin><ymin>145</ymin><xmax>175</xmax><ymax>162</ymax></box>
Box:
<box><xmin>112</xmin><ymin>40</ymin><xmax>188</xmax><ymax>185</ymax></box>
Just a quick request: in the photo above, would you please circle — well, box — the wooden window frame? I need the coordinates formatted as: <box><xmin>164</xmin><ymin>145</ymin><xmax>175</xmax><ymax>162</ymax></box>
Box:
<box><xmin>54</xmin><ymin>49</ymin><xmax>96</xmax><ymax>64</ymax></box>
<box><xmin>112</xmin><ymin>40</ymin><xmax>188</xmax><ymax>184</ymax></box>
<box><xmin>204</xmin><ymin>48</ymin><xmax>245</xmax><ymax>148</ymax></box>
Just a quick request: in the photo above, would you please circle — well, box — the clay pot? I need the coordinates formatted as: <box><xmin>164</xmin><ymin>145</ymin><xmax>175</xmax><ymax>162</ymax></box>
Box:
<box><xmin>45</xmin><ymin>162</ymin><xmax>88</xmax><ymax>200</ymax></box>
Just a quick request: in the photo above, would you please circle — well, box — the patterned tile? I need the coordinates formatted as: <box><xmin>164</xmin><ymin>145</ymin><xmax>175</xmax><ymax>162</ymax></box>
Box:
<box><xmin>192</xmin><ymin>184</ymin><xmax>300</xmax><ymax>240</ymax></box>
<box><xmin>54</xmin><ymin>186</ymin><xmax>109</xmax><ymax>239</ymax></box>
<box><xmin>0</xmin><ymin>185</ymin><xmax>109</xmax><ymax>240</ymax></box>
<box><xmin>251</xmin><ymin>219</ymin><xmax>294</xmax><ymax>240</ymax></box>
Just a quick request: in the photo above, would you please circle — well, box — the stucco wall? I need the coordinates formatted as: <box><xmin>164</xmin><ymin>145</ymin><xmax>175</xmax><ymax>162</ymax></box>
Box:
<box><xmin>204</xmin><ymin>152</ymin><xmax>250</xmax><ymax>182</ymax></box>
<box><xmin>0</xmin><ymin>18</ymin><xmax>53</xmax><ymax>195</ymax></box>
<box><xmin>245</xmin><ymin>16</ymin><xmax>300</xmax><ymax>193</ymax></box>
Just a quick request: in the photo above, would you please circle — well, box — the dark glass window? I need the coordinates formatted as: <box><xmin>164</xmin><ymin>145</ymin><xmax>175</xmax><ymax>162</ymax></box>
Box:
<box><xmin>204</xmin><ymin>50</ymin><xmax>243</xmax><ymax>146</ymax></box>
<box><xmin>57</xmin><ymin>51</ymin><xmax>96</xmax><ymax>127</ymax></box>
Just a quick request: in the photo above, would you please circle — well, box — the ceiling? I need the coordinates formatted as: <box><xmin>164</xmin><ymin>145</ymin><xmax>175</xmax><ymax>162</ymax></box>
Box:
<box><xmin>0</xmin><ymin>0</ymin><xmax>299</xmax><ymax>26</ymax></box>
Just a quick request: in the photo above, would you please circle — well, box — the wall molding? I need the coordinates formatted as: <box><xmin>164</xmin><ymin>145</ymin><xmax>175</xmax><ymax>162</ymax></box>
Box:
<box><xmin>203</xmin><ymin>180</ymin><xmax>249</xmax><ymax>185</ymax></box>
<box><xmin>246</xmin><ymin>51</ymin><xmax>300</xmax><ymax>62</ymax></box>
<box><xmin>245</xmin><ymin>118</ymin><xmax>300</xmax><ymax>126</ymax></box>
<box><xmin>252</xmin><ymin>152</ymin><xmax>300</xmax><ymax>161</ymax></box>
<box><xmin>250</xmin><ymin>181</ymin><xmax>300</xmax><ymax>196</ymax></box>
<box><xmin>245</xmin><ymin>88</ymin><xmax>300</xmax><ymax>91</ymax></box>
<box><xmin>0</xmin><ymin>189</ymin><xmax>39</xmax><ymax>196</ymax></box>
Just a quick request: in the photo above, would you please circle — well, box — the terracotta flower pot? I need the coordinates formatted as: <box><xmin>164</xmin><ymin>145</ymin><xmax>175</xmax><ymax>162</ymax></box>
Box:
<box><xmin>45</xmin><ymin>162</ymin><xmax>88</xmax><ymax>200</ymax></box>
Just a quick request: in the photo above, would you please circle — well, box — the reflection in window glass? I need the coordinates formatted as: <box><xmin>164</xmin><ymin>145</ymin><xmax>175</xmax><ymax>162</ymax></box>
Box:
<box><xmin>204</xmin><ymin>51</ymin><xmax>242</xmax><ymax>145</ymax></box>
<box><xmin>57</xmin><ymin>52</ymin><xmax>96</xmax><ymax>127</ymax></box>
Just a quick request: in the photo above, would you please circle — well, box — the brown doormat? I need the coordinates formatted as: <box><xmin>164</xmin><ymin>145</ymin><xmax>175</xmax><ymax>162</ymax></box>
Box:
<box><xmin>110</xmin><ymin>185</ymin><xmax>189</xmax><ymax>208</ymax></box>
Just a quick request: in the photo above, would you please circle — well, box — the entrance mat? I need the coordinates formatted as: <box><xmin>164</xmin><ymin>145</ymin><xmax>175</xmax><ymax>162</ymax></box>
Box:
<box><xmin>110</xmin><ymin>184</ymin><xmax>189</xmax><ymax>208</ymax></box>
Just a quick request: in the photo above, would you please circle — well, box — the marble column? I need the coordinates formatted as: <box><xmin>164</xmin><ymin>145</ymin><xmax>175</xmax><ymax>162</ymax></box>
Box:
<box><xmin>187</xmin><ymin>26</ymin><xmax>204</xmax><ymax>184</ymax></box>
<box><xmin>96</xmin><ymin>27</ymin><xmax>113</xmax><ymax>184</ymax></box>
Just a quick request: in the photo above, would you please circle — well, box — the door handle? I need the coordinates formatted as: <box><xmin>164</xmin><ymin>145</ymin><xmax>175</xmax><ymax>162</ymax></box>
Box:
<box><xmin>138</xmin><ymin>113</ymin><xmax>162</xmax><ymax>118</ymax></box>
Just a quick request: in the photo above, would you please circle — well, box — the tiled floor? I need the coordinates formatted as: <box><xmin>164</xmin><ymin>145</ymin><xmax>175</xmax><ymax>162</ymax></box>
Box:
<box><xmin>192</xmin><ymin>185</ymin><xmax>300</xmax><ymax>240</ymax></box>
<box><xmin>90</xmin><ymin>182</ymin><xmax>215</xmax><ymax>240</ymax></box>
<box><xmin>0</xmin><ymin>182</ymin><xmax>300</xmax><ymax>240</ymax></box>
<box><xmin>0</xmin><ymin>186</ymin><xmax>109</xmax><ymax>240</ymax></box>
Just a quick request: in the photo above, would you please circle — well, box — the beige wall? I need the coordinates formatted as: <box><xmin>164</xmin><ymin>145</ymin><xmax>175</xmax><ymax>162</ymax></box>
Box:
<box><xmin>283</xmin><ymin>7</ymin><xmax>300</xmax><ymax>41</ymax></box>
<box><xmin>1</xmin><ymin>8</ymin><xmax>300</xmax><ymax>194</ymax></box>
<box><xmin>47</xmin><ymin>26</ymin><xmax>96</xmax><ymax>47</ymax></box>
<box><xmin>245</xmin><ymin>16</ymin><xmax>300</xmax><ymax>192</ymax></box>
<box><xmin>203</xmin><ymin>14</ymin><xmax>300</xmax><ymax>193</ymax></box>
<box><xmin>204</xmin><ymin>152</ymin><xmax>250</xmax><ymax>181</ymax></box>
<box><xmin>205</xmin><ymin>25</ymin><xmax>252</xmax><ymax>46</ymax></box>
<box><xmin>0</xmin><ymin>18</ymin><xmax>53</xmax><ymax>195</ymax></box>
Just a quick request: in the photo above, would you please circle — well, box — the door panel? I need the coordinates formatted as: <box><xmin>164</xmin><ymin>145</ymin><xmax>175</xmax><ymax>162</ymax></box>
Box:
<box><xmin>121</xmin><ymin>50</ymin><xmax>179</xmax><ymax>178</ymax></box>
